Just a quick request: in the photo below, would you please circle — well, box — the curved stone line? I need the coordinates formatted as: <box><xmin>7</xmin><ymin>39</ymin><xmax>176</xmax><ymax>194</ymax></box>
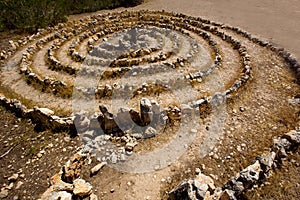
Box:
<box><xmin>3</xmin><ymin>10</ymin><xmax>245</xmax><ymax>106</ymax></box>
<box><xmin>0</xmin><ymin>10</ymin><xmax>298</xmax><ymax>120</ymax></box>
<box><xmin>52</xmin><ymin>12</ymin><xmax>217</xmax><ymax>67</ymax></box>
<box><xmin>79</xmin><ymin>12</ymin><xmax>244</xmax><ymax>88</ymax></box>
<box><xmin>53</xmin><ymin>23</ymin><xmax>193</xmax><ymax>77</ymax></box>
<box><xmin>17</xmin><ymin>17</ymin><xmax>217</xmax><ymax>98</ymax></box>
<box><xmin>19</xmin><ymin>42</ymin><xmax>72</xmax><ymax>98</ymax></box>
<box><xmin>160</xmin><ymin>10</ymin><xmax>298</xmax><ymax>77</ymax></box>
<box><xmin>46</xmin><ymin>23</ymin><xmax>169</xmax><ymax>76</ymax></box>
<box><xmin>72</xmin><ymin>26</ymin><xmax>165</xmax><ymax>63</ymax></box>
<box><xmin>0</xmin><ymin>9</ymin><xmax>299</xmax><ymax>179</ymax></box>
<box><xmin>73</xmin><ymin>19</ymin><xmax>220</xmax><ymax>97</ymax></box>
<box><xmin>169</xmin><ymin>129</ymin><xmax>300</xmax><ymax>199</ymax></box>
<box><xmin>3</xmin><ymin>10</ymin><xmax>254</xmax><ymax>112</ymax></box>
<box><xmin>74</xmin><ymin>16</ymin><xmax>250</xmax><ymax>100</ymax></box>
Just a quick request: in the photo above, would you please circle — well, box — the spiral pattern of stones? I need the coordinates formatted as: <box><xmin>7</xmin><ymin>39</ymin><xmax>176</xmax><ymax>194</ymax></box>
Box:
<box><xmin>0</xmin><ymin>10</ymin><xmax>299</xmax><ymax>172</ymax></box>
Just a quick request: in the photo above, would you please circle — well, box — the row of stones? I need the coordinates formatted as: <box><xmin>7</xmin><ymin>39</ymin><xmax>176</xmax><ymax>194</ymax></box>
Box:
<box><xmin>67</xmin><ymin>26</ymin><xmax>162</xmax><ymax>64</ymax></box>
<box><xmin>67</xmin><ymin>15</ymin><xmax>144</xmax><ymax>62</ymax></box>
<box><xmin>46</xmin><ymin>10</ymin><xmax>252</xmax><ymax>100</ymax></box>
<box><xmin>1</xmin><ymin>10</ymin><xmax>298</xmax><ymax>129</ymax></box>
<box><xmin>70</xmin><ymin>93</ymin><xmax>218</xmax><ymax>137</ymax></box>
<box><xmin>2</xmin><ymin>10</ymin><xmax>298</xmax><ymax>75</ymax></box>
<box><xmin>17</xmin><ymin>14</ymin><xmax>218</xmax><ymax>98</ymax></box>
<box><xmin>47</xmin><ymin>29</ymin><xmax>164</xmax><ymax>78</ymax></box>
<box><xmin>165</xmin><ymin>10</ymin><xmax>299</xmax><ymax>78</ymax></box>
<box><xmin>3</xmin><ymin>11</ymin><xmax>242</xmax><ymax>102</ymax></box>
<box><xmin>18</xmin><ymin>18</ymin><xmax>126</xmax><ymax>96</ymax></box>
<box><xmin>103</xmin><ymin>10</ymin><xmax>299</xmax><ymax>84</ymax></box>
<box><xmin>75</xmin><ymin>10</ymin><xmax>250</xmax><ymax>100</ymax></box>
<box><xmin>49</xmin><ymin>12</ymin><xmax>223</xmax><ymax>99</ymax></box>
<box><xmin>18</xmin><ymin>23</ymin><xmax>190</xmax><ymax>99</ymax></box>
<box><xmin>169</xmin><ymin>130</ymin><xmax>300</xmax><ymax>200</ymax></box>
<box><xmin>0</xmin><ymin>9</ymin><xmax>253</xmax><ymax>133</ymax></box>
<box><xmin>47</xmin><ymin>19</ymin><xmax>193</xmax><ymax>77</ymax></box>
<box><xmin>0</xmin><ymin>16</ymin><xmax>93</xmax><ymax>63</ymax></box>
<box><xmin>139</xmin><ymin>14</ymin><xmax>250</xmax><ymax>94</ymax></box>
<box><xmin>92</xmin><ymin>11</ymin><xmax>221</xmax><ymax>78</ymax></box>
<box><xmin>48</xmin><ymin>15</ymin><xmax>182</xmax><ymax>74</ymax></box>
<box><xmin>0</xmin><ymin>95</ymin><xmax>74</xmax><ymax>132</ymax></box>
<box><xmin>40</xmin><ymin>152</ymin><xmax>96</xmax><ymax>200</ymax></box>
<box><xmin>19</xmin><ymin>34</ymin><xmax>71</xmax><ymax>97</ymax></box>
<box><xmin>66</xmin><ymin>23</ymin><xmax>190</xmax><ymax>69</ymax></box>
<box><xmin>0</xmin><ymin>92</ymin><xmax>205</xmax><ymax>135</ymax></box>
<box><xmin>220</xmin><ymin>23</ymin><xmax>299</xmax><ymax>73</ymax></box>
<box><xmin>47</xmin><ymin>22</ymin><xmax>139</xmax><ymax>75</ymax></box>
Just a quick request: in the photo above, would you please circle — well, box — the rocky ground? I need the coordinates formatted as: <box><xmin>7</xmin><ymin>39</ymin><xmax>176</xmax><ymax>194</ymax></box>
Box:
<box><xmin>244</xmin><ymin>146</ymin><xmax>300</xmax><ymax>199</ymax></box>
<box><xmin>0</xmin><ymin>107</ymin><xmax>81</xmax><ymax>199</ymax></box>
<box><xmin>0</xmin><ymin>0</ymin><xmax>300</xmax><ymax>200</ymax></box>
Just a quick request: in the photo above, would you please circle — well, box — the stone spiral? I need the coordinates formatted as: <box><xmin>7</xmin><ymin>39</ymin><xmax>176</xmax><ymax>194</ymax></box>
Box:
<box><xmin>0</xmin><ymin>10</ymin><xmax>299</xmax><ymax>172</ymax></box>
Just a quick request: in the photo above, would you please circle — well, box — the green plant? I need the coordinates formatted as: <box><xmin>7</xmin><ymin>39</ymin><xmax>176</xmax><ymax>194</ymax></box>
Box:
<box><xmin>27</xmin><ymin>145</ymin><xmax>35</xmax><ymax>155</ymax></box>
<box><xmin>0</xmin><ymin>0</ymin><xmax>144</xmax><ymax>33</ymax></box>
<box><xmin>0</xmin><ymin>0</ymin><xmax>68</xmax><ymax>32</ymax></box>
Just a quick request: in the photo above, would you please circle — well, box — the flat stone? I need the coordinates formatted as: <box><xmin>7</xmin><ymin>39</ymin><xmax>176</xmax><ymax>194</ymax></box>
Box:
<box><xmin>0</xmin><ymin>189</ymin><xmax>9</xmax><ymax>199</ymax></box>
<box><xmin>90</xmin><ymin>193</ymin><xmax>98</xmax><ymax>200</ymax></box>
<box><xmin>91</xmin><ymin>162</ymin><xmax>106</xmax><ymax>175</ymax></box>
<box><xmin>144</xmin><ymin>126</ymin><xmax>157</xmax><ymax>138</ymax></box>
<box><xmin>53</xmin><ymin>181</ymin><xmax>73</xmax><ymax>192</ymax></box>
<box><xmin>37</xmin><ymin>107</ymin><xmax>55</xmax><ymax>116</ymax></box>
<box><xmin>283</xmin><ymin>130</ymin><xmax>300</xmax><ymax>145</ymax></box>
<box><xmin>15</xmin><ymin>181</ymin><xmax>23</xmax><ymax>190</ymax></box>
<box><xmin>73</xmin><ymin>178</ymin><xmax>93</xmax><ymax>197</ymax></box>
<box><xmin>8</xmin><ymin>173</ymin><xmax>19</xmax><ymax>182</ymax></box>
<box><xmin>41</xmin><ymin>189</ymin><xmax>72</xmax><ymax>200</ymax></box>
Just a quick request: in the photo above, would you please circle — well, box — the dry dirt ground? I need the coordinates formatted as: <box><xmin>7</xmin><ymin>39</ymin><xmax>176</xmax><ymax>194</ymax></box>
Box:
<box><xmin>0</xmin><ymin>107</ymin><xmax>81</xmax><ymax>199</ymax></box>
<box><xmin>0</xmin><ymin>0</ymin><xmax>300</xmax><ymax>200</ymax></box>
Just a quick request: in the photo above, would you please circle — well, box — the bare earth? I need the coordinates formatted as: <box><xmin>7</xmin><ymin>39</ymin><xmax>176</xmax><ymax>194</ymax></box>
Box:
<box><xmin>0</xmin><ymin>0</ymin><xmax>299</xmax><ymax>200</ymax></box>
